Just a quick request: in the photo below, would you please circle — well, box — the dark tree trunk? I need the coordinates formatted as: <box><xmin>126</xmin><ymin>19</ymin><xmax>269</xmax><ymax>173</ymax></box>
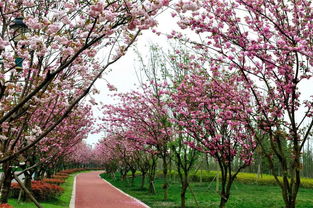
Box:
<box><xmin>120</xmin><ymin>169</ymin><xmax>127</xmax><ymax>181</ymax></box>
<box><xmin>148</xmin><ymin>169</ymin><xmax>156</xmax><ymax>194</ymax></box>
<box><xmin>22</xmin><ymin>172</ymin><xmax>32</xmax><ymax>201</ymax></box>
<box><xmin>148</xmin><ymin>157</ymin><xmax>156</xmax><ymax>194</ymax></box>
<box><xmin>34</xmin><ymin>169</ymin><xmax>40</xmax><ymax>181</ymax></box>
<box><xmin>180</xmin><ymin>179</ymin><xmax>188</xmax><ymax>208</ymax></box>
<box><xmin>264</xmin><ymin>133</ymin><xmax>301</xmax><ymax>208</ymax></box>
<box><xmin>39</xmin><ymin>169</ymin><xmax>45</xmax><ymax>180</ymax></box>
<box><xmin>219</xmin><ymin>180</ymin><xmax>230</xmax><ymax>208</ymax></box>
<box><xmin>141</xmin><ymin>172</ymin><xmax>146</xmax><ymax>189</ymax></box>
<box><xmin>0</xmin><ymin>162</ymin><xmax>12</xmax><ymax>203</ymax></box>
<box><xmin>149</xmin><ymin>179</ymin><xmax>156</xmax><ymax>194</ymax></box>
<box><xmin>219</xmin><ymin>196</ymin><xmax>228</xmax><ymax>208</ymax></box>
<box><xmin>218</xmin><ymin>162</ymin><xmax>237</xmax><ymax>208</ymax></box>
<box><xmin>280</xmin><ymin>172</ymin><xmax>300</xmax><ymax>208</ymax></box>
<box><xmin>131</xmin><ymin>169</ymin><xmax>136</xmax><ymax>186</ymax></box>
<box><xmin>162</xmin><ymin>156</ymin><xmax>168</xmax><ymax>200</ymax></box>
<box><xmin>46</xmin><ymin>169</ymin><xmax>52</xmax><ymax>178</ymax></box>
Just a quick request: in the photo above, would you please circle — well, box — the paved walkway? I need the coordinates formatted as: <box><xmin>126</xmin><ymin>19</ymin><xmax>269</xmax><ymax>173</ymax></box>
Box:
<box><xmin>72</xmin><ymin>171</ymin><xmax>149</xmax><ymax>208</ymax></box>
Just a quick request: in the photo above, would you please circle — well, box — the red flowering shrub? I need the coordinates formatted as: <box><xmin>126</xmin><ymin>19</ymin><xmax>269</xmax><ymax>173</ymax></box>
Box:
<box><xmin>11</xmin><ymin>181</ymin><xmax>64</xmax><ymax>201</ymax></box>
<box><xmin>52</xmin><ymin>175</ymin><xmax>68</xmax><ymax>180</ymax></box>
<box><xmin>43</xmin><ymin>178</ymin><xmax>65</xmax><ymax>185</ymax></box>
<box><xmin>54</xmin><ymin>173</ymin><xmax>69</xmax><ymax>178</ymax></box>
<box><xmin>58</xmin><ymin>168</ymin><xmax>82</xmax><ymax>174</ymax></box>
<box><xmin>0</xmin><ymin>204</ymin><xmax>13</xmax><ymax>208</ymax></box>
<box><xmin>56</xmin><ymin>168</ymin><xmax>102</xmax><ymax>176</ymax></box>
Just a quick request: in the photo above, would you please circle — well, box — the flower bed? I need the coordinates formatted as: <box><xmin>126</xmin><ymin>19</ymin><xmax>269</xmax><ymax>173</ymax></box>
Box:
<box><xmin>54</xmin><ymin>172</ymin><xmax>69</xmax><ymax>177</ymax></box>
<box><xmin>11</xmin><ymin>181</ymin><xmax>64</xmax><ymax>201</ymax></box>
<box><xmin>58</xmin><ymin>168</ymin><xmax>85</xmax><ymax>174</ymax></box>
<box><xmin>43</xmin><ymin>178</ymin><xmax>65</xmax><ymax>185</ymax></box>
<box><xmin>0</xmin><ymin>204</ymin><xmax>13</xmax><ymax>208</ymax></box>
<box><xmin>154</xmin><ymin>170</ymin><xmax>313</xmax><ymax>188</ymax></box>
<box><xmin>52</xmin><ymin>175</ymin><xmax>68</xmax><ymax>180</ymax></box>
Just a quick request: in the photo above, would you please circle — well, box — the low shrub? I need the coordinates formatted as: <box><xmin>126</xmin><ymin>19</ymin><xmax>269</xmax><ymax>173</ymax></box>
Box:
<box><xmin>52</xmin><ymin>175</ymin><xmax>68</xmax><ymax>180</ymax></box>
<box><xmin>43</xmin><ymin>178</ymin><xmax>65</xmax><ymax>185</ymax></box>
<box><xmin>58</xmin><ymin>168</ymin><xmax>84</xmax><ymax>174</ymax></box>
<box><xmin>235</xmin><ymin>172</ymin><xmax>278</xmax><ymax>186</ymax></box>
<box><xmin>0</xmin><ymin>204</ymin><xmax>13</xmax><ymax>208</ymax></box>
<box><xmin>149</xmin><ymin>170</ymin><xmax>313</xmax><ymax>188</ymax></box>
<box><xmin>56</xmin><ymin>167</ymin><xmax>102</xmax><ymax>175</ymax></box>
<box><xmin>11</xmin><ymin>181</ymin><xmax>64</xmax><ymax>201</ymax></box>
<box><xmin>54</xmin><ymin>172</ymin><xmax>69</xmax><ymax>177</ymax></box>
<box><xmin>299</xmin><ymin>177</ymin><xmax>313</xmax><ymax>189</ymax></box>
<box><xmin>155</xmin><ymin>170</ymin><xmax>216</xmax><ymax>182</ymax></box>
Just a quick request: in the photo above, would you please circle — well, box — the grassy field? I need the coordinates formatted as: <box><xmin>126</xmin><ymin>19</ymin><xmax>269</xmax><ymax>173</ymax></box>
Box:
<box><xmin>8</xmin><ymin>172</ymin><xmax>79</xmax><ymax>208</ymax></box>
<box><xmin>100</xmin><ymin>173</ymin><xmax>313</xmax><ymax>208</ymax></box>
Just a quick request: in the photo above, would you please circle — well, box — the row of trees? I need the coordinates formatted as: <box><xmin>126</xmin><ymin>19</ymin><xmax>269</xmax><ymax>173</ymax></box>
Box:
<box><xmin>97</xmin><ymin>42</ymin><xmax>312</xmax><ymax>208</ymax></box>
<box><xmin>97</xmin><ymin>0</ymin><xmax>313</xmax><ymax>204</ymax></box>
<box><xmin>97</xmin><ymin>46</ymin><xmax>257</xmax><ymax>207</ymax></box>
<box><xmin>0</xmin><ymin>0</ymin><xmax>168</xmax><ymax>206</ymax></box>
<box><xmin>173</xmin><ymin>1</ymin><xmax>313</xmax><ymax>208</ymax></box>
<box><xmin>1</xmin><ymin>1</ymin><xmax>313</xmax><ymax>208</ymax></box>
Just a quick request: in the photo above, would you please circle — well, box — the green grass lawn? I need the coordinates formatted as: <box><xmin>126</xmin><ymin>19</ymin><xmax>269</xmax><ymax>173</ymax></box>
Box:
<box><xmin>100</xmin><ymin>173</ymin><xmax>313</xmax><ymax>208</ymax></box>
<box><xmin>8</xmin><ymin>172</ymin><xmax>80</xmax><ymax>208</ymax></box>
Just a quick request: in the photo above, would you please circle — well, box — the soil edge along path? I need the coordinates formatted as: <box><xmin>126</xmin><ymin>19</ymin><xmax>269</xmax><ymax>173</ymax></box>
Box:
<box><xmin>72</xmin><ymin>171</ymin><xmax>149</xmax><ymax>208</ymax></box>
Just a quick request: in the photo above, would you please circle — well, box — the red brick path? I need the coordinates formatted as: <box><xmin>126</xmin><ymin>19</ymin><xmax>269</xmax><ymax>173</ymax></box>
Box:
<box><xmin>74</xmin><ymin>171</ymin><xmax>149</xmax><ymax>208</ymax></box>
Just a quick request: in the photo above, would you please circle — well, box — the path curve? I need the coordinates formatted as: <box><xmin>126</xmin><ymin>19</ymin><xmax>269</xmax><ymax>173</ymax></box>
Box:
<box><xmin>72</xmin><ymin>171</ymin><xmax>149</xmax><ymax>208</ymax></box>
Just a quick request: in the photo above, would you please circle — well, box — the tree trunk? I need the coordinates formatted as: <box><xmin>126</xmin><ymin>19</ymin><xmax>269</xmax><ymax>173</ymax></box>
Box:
<box><xmin>13</xmin><ymin>174</ymin><xmax>43</xmax><ymax>208</ymax></box>
<box><xmin>148</xmin><ymin>170</ymin><xmax>156</xmax><ymax>194</ymax></box>
<box><xmin>162</xmin><ymin>156</ymin><xmax>168</xmax><ymax>200</ymax></box>
<box><xmin>131</xmin><ymin>169</ymin><xmax>136</xmax><ymax>186</ymax></box>
<box><xmin>219</xmin><ymin>196</ymin><xmax>228</xmax><ymax>208</ymax></box>
<box><xmin>22</xmin><ymin>173</ymin><xmax>32</xmax><ymax>201</ymax></box>
<box><xmin>219</xmin><ymin>181</ymin><xmax>230</xmax><ymax>208</ymax></box>
<box><xmin>180</xmin><ymin>179</ymin><xmax>188</xmax><ymax>208</ymax></box>
<box><xmin>218</xmin><ymin>165</ymin><xmax>232</xmax><ymax>208</ymax></box>
<box><xmin>257</xmin><ymin>158</ymin><xmax>262</xmax><ymax>178</ymax></box>
<box><xmin>280</xmin><ymin>174</ymin><xmax>299</xmax><ymax>208</ymax></box>
<box><xmin>277</xmin><ymin>155</ymin><xmax>300</xmax><ymax>208</ymax></box>
<box><xmin>149</xmin><ymin>179</ymin><xmax>156</xmax><ymax>194</ymax></box>
<box><xmin>141</xmin><ymin>172</ymin><xmax>146</xmax><ymax>189</ymax></box>
<box><xmin>216</xmin><ymin>172</ymin><xmax>219</xmax><ymax>192</ymax></box>
<box><xmin>148</xmin><ymin>157</ymin><xmax>156</xmax><ymax>194</ymax></box>
<box><xmin>46</xmin><ymin>169</ymin><xmax>52</xmax><ymax>178</ymax></box>
<box><xmin>0</xmin><ymin>162</ymin><xmax>12</xmax><ymax>203</ymax></box>
<box><xmin>33</xmin><ymin>169</ymin><xmax>40</xmax><ymax>181</ymax></box>
<box><xmin>120</xmin><ymin>169</ymin><xmax>127</xmax><ymax>181</ymax></box>
<box><xmin>39</xmin><ymin>169</ymin><xmax>45</xmax><ymax>180</ymax></box>
<box><xmin>219</xmin><ymin>178</ymin><xmax>227</xmax><ymax>208</ymax></box>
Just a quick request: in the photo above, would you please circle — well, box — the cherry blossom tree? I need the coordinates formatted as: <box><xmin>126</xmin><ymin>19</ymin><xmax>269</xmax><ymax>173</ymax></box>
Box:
<box><xmin>169</xmin><ymin>131</ymin><xmax>200</xmax><ymax>208</ymax></box>
<box><xmin>0</xmin><ymin>0</ymin><xmax>166</xmax><ymax>204</ymax></box>
<box><xmin>174</xmin><ymin>1</ymin><xmax>313</xmax><ymax>207</ymax></box>
<box><xmin>65</xmin><ymin>141</ymin><xmax>96</xmax><ymax>169</ymax></box>
<box><xmin>0</xmin><ymin>0</ymin><xmax>167</xmax><ymax>163</ymax></box>
<box><xmin>135</xmin><ymin>45</ymin><xmax>202</xmax><ymax>207</ymax></box>
<box><xmin>33</xmin><ymin>103</ymin><xmax>94</xmax><ymax>173</ymax></box>
<box><xmin>0</xmin><ymin>101</ymin><xmax>93</xmax><ymax>203</ymax></box>
<box><xmin>94</xmin><ymin>137</ymin><xmax>120</xmax><ymax>178</ymax></box>
<box><xmin>96</xmin><ymin>133</ymin><xmax>138</xmax><ymax>182</ymax></box>
<box><xmin>170</xmin><ymin>71</ymin><xmax>255</xmax><ymax>208</ymax></box>
<box><xmin>101</xmin><ymin>83</ymin><xmax>173</xmax><ymax>200</ymax></box>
